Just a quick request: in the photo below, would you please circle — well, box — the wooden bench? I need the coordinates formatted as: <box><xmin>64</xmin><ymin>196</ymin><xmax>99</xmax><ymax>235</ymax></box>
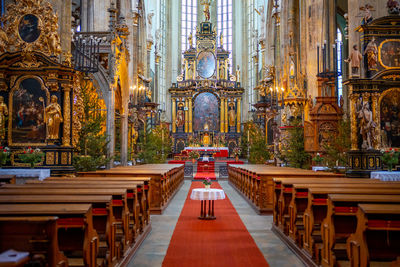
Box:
<box><xmin>0</xmin><ymin>204</ymin><xmax>98</xmax><ymax>267</ymax></box>
<box><xmin>0</xmin><ymin>216</ymin><xmax>67</xmax><ymax>266</ymax></box>
<box><xmin>0</xmin><ymin>194</ymin><xmax>117</xmax><ymax>265</ymax></box>
<box><xmin>321</xmin><ymin>194</ymin><xmax>400</xmax><ymax>267</ymax></box>
<box><xmin>0</xmin><ymin>187</ymin><xmax>130</xmax><ymax>260</ymax></box>
<box><xmin>0</xmin><ymin>175</ymin><xmax>16</xmax><ymax>185</ymax></box>
<box><xmin>347</xmin><ymin>204</ymin><xmax>400</xmax><ymax>267</ymax></box>
<box><xmin>303</xmin><ymin>187</ymin><xmax>400</xmax><ymax>263</ymax></box>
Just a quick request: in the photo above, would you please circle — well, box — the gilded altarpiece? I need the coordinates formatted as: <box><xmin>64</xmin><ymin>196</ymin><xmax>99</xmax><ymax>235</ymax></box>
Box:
<box><xmin>169</xmin><ymin>22</ymin><xmax>244</xmax><ymax>154</ymax></box>
<box><xmin>345</xmin><ymin>16</ymin><xmax>400</xmax><ymax>176</ymax></box>
<box><xmin>0</xmin><ymin>0</ymin><xmax>79</xmax><ymax>174</ymax></box>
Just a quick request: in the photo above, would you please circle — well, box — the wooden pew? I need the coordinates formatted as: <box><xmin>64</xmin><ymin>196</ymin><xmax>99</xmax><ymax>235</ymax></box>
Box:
<box><xmin>321</xmin><ymin>194</ymin><xmax>400</xmax><ymax>267</ymax></box>
<box><xmin>347</xmin><ymin>204</ymin><xmax>400</xmax><ymax>267</ymax></box>
<box><xmin>0</xmin><ymin>175</ymin><xmax>16</xmax><ymax>185</ymax></box>
<box><xmin>0</xmin><ymin>204</ymin><xmax>98</xmax><ymax>267</ymax></box>
<box><xmin>0</xmin><ymin>187</ymin><xmax>130</xmax><ymax>260</ymax></box>
<box><xmin>78</xmin><ymin>164</ymin><xmax>184</xmax><ymax>214</ymax></box>
<box><xmin>0</xmin><ymin>216</ymin><xmax>68</xmax><ymax>267</ymax></box>
<box><xmin>0</xmin><ymin>194</ymin><xmax>117</xmax><ymax>265</ymax></box>
<box><xmin>228</xmin><ymin>164</ymin><xmax>343</xmax><ymax>214</ymax></box>
<box><xmin>303</xmin><ymin>187</ymin><xmax>400</xmax><ymax>263</ymax></box>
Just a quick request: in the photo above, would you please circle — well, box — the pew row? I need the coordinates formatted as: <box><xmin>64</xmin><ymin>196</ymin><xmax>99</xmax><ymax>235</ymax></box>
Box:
<box><xmin>228</xmin><ymin>164</ymin><xmax>343</xmax><ymax>214</ymax></box>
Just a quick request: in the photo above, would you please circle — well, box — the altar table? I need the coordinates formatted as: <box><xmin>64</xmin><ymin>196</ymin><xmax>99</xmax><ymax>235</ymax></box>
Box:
<box><xmin>370</xmin><ymin>171</ymin><xmax>400</xmax><ymax>181</ymax></box>
<box><xmin>184</xmin><ymin>147</ymin><xmax>229</xmax><ymax>157</ymax></box>
<box><xmin>190</xmin><ymin>188</ymin><xmax>225</xmax><ymax>220</ymax></box>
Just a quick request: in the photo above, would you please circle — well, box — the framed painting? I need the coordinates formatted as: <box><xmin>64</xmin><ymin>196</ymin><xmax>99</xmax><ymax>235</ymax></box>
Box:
<box><xmin>378</xmin><ymin>39</ymin><xmax>400</xmax><ymax>69</ymax></box>
<box><xmin>193</xmin><ymin>92</ymin><xmax>219</xmax><ymax>132</ymax></box>
<box><xmin>18</xmin><ymin>14</ymin><xmax>41</xmax><ymax>43</ymax></box>
<box><xmin>8</xmin><ymin>76</ymin><xmax>49</xmax><ymax>146</ymax></box>
<box><xmin>196</xmin><ymin>51</ymin><xmax>216</xmax><ymax>79</ymax></box>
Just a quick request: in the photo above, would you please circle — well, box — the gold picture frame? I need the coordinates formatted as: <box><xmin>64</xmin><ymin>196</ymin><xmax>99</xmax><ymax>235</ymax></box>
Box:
<box><xmin>378</xmin><ymin>39</ymin><xmax>400</xmax><ymax>69</ymax></box>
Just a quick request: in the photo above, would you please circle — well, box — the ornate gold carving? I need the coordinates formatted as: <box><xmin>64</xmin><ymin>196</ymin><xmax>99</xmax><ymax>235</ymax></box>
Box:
<box><xmin>0</xmin><ymin>96</ymin><xmax>8</xmax><ymax>140</ymax></box>
<box><xmin>13</xmin><ymin>50</ymin><xmax>43</xmax><ymax>68</ymax></box>
<box><xmin>382</xmin><ymin>74</ymin><xmax>400</xmax><ymax>80</ymax></box>
<box><xmin>378</xmin><ymin>39</ymin><xmax>400</xmax><ymax>69</ymax></box>
<box><xmin>46</xmin><ymin>151</ymin><xmax>54</xmax><ymax>165</ymax></box>
<box><xmin>1</xmin><ymin>0</ymin><xmax>62</xmax><ymax>57</ymax></box>
<box><xmin>62</xmin><ymin>85</ymin><xmax>71</xmax><ymax>147</ymax></box>
<box><xmin>350</xmin><ymin>93</ymin><xmax>360</xmax><ymax>150</ymax></box>
<box><xmin>61</xmin><ymin>152</ymin><xmax>68</xmax><ymax>165</ymax></box>
<box><xmin>45</xmin><ymin>95</ymin><xmax>63</xmax><ymax>140</ymax></box>
<box><xmin>11</xmin><ymin>149</ymin><xmax>44</xmax><ymax>167</ymax></box>
<box><xmin>72</xmin><ymin>75</ymin><xmax>83</xmax><ymax>147</ymax></box>
<box><xmin>369</xmin><ymin>157</ymin><xmax>374</xmax><ymax>168</ymax></box>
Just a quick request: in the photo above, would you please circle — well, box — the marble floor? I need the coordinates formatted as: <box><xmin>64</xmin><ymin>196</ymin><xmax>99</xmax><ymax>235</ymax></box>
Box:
<box><xmin>128</xmin><ymin>180</ymin><xmax>305</xmax><ymax>267</ymax></box>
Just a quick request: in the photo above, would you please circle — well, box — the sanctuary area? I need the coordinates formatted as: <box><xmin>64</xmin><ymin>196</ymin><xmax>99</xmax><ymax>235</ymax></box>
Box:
<box><xmin>0</xmin><ymin>0</ymin><xmax>399</xmax><ymax>267</ymax></box>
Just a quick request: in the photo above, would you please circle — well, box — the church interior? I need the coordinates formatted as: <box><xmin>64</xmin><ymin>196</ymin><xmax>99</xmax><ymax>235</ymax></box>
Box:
<box><xmin>0</xmin><ymin>0</ymin><xmax>400</xmax><ymax>266</ymax></box>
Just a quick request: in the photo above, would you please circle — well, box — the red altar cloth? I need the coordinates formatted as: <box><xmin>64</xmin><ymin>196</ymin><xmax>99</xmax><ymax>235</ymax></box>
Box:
<box><xmin>184</xmin><ymin>147</ymin><xmax>229</xmax><ymax>158</ymax></box>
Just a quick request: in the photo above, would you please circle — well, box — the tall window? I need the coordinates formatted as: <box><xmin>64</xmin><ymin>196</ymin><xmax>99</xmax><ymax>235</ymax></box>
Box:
<box><xmin>217</xmin><ymin>0</ymin><xmax>232</xmax><ymax>71</ymax></box>
<box><xmin>336</xmin><ymin>28</ymin><xmax>343</xmax><ymax>103</ymax></box>
<box><xmin>181</xmin><ymin>0</ymin><xmax>197</xmax><ymax>53</ymax></box>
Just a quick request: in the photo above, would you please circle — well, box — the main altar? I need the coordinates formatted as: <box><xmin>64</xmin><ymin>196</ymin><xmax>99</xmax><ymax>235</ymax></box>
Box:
<box><xmin>169</xmin><ymin>15</ymin><xmax>244</xmax><ymax>155</ymax></box>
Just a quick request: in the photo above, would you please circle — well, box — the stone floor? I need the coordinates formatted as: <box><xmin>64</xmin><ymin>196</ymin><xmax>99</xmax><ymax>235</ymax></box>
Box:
<box><xmin>128</xmin><ymin>180</ymin><xmax>305</xmax><ymax>267</ymax></box>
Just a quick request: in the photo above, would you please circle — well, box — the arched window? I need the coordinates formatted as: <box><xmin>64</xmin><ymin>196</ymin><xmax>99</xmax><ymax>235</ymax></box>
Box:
<box><xmin>181</xmin><ymin>0</ymin><xmax>197</xmax><ymax>53</ymax></box>
<box><xmin>336</xmin><ymin>28</ymin><xmax>343</xmax><ymax>103</ymax></box>
<box><xmin>217</xmin><ymin>0</ymin><xmax>232</xmax><ymax>71</ymax></box>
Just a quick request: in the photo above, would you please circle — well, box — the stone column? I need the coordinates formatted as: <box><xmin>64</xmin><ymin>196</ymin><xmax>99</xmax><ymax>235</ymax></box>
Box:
<box><xmin>62</xmin><ymin>84</ymin><xmax>71</xmax><ymax>147</ymax></box>
<box><xmin>189</xmin><ymin>98</ymin><xmax>193</xmax><ymax>133</ymax></box>
<box><xmin>220</xmin><ymin>97</ymin><xmax>225</xmax><ymax>133</ymax></box>
<box><xmin>349</xmin><ymin>93</ymin><xmax>359</xmax><ymax>150</ymax></box>
<box><xmin>185</xmin><ymin>98</ymin><xmax>189</xmax><ymax>133</ymax></box>
<box><xmin>224</xmin><ymin>98</ymin><xmax>228</xmax><ymax>132</ymax></box>
<box><xmin>106</xmin><ymin>87</ymin><xmax>115</xmax><ymax>169</ymax></box>
<box><xmin>147</xmin><ymin>40</ymin><xmax>153</xmax><ymax>77</ymax></box>
<box><xmin>120</xmin><ymin>111</ymin><xmax>128</xmax><ymax>166</ymax></box>
<box><xmin>236</xmin><ymin>98</ymin><xmax>241</xmax><ymax>133</ymax></box>
<box><xmin>154</xmin><ymin>54</ymin><xmax>160</xmax><ymax>104</ymax></box>
<box><xmin>172</xmin><ymin>98</ymin><xmax>176</xmax><ymax>133</ymax></box>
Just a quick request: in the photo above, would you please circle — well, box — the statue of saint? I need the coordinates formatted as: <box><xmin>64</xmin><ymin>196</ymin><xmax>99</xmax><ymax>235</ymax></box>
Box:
<box><xmin>0</xmin><ymin>96</ymin><xmax>8</xmax><ymax>140</ymax></box>
<box><xmin>219</xmin><ymin>62</ymin><xmax>225</xmax><ymax>80</ymax></box>
<box><xmin>364</xmin><ymin>37</ymin><xmax>378</xmax><ymax>71</ymax></box>
<box><xmin>176</xmin><ymin>108</ymin><xmax>185</xmax><ymax>128</ymax></box>
<box><xmin>187</xmin><ymin>62</ymin><xmax>193</xmax><ymax>80</ymax></box>
<box><xmin>45</xmin><ymin>95</ymin><xmax>63</xmax><ymax>139</ymax></box>
<box><xmin>228</xmin><ymin>107</ymin><xmax>236</xmax><ymax>127</ymax></box>
<box><xmin>236</xmin><ymin>65</ymin><xmax>241</xmax><ymax>83</ymax></box>
<box><xmin>220</xmin><ymin>32</ymin><xmax>223</xmax><ymax>47</ymax></box>
<box><xmin>202</xmin><ymin>132</ymin><xmax>210</xmax><ymax>147</ymax></box>
<box><xmin>200</xmin><ymin>0</ymin><xmax>211</xmax><ymax>21</ymax></box>
<box><xmin>357</xmin><ymin>101</ymin><xmax>376</xmax><ymax>150</ymax></box>
<box><xmin>188</xmin><ymin>32</ymin><xmax>193</xmax><ymax>48</ymax></box>
<box><xmin>345</xmin><ymin>45</ymin><xmax>363</xmax><ymax>76</ymax></box>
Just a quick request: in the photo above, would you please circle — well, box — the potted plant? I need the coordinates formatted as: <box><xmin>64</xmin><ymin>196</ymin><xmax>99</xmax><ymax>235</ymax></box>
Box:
<box><xmin>233</xmin><ymin>147</ymin><xmax>241</xmax><ymax>161</ymax></box>
<box><xmin>188</xmin><ymin>150</ymin><xmax>200</xmax><ymax>164</ymax></box>
<box><xmin>18</xmin><ymin>147</ymin><xmax>45</xmax><ymax>168</ymax></box>
<box><xmin>0</xmin><ymin>146</ymin><xmax>10</xmax><ymax>168</ymax></box>
<box><xmin>312</xmin><ymin>153</ymin><xmax>324</xmax><ymax>166</ymax></box>
<box><xmin>381</xmin><ymin>148</ymin><xmax>399</xmax><ymax>172</ymax></box>
<box><xmin>203</xmin><ymin>177</ymin><xmax>212</xmax><ymax>189</ymax></box>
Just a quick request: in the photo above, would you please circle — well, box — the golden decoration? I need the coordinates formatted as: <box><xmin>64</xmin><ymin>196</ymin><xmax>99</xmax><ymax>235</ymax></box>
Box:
<box><xmin>369</xmin><ymin>157</ymin><xmax>374</xmax><ymax>168</ymax></box>
<box><xmin>46</xmin><ymin>151</ymin><xmax>54</xmax><ymax>165</ymax></box>
<box><xmin>1</xmin><ymin>0</ymin><xmax>62</xmax><ymax>57</ymax></box>
<box><xmin>378</xmin><ymin>39</ymin><xmax>400</xmax><ymax>70</ymax></box>
<box><xmin>45</xmin><ymin>95</ymin><xmax>63</xmax><ymax>140</ymax></box>
<box><xmin>62</xmin><ymin>85</ymin><xmax>71</xmax><ymax>147</ymax></box>
<box><xmin>13</xmin><ymin>50</ymin><xmax>43</xmax><ymax>68</ymax></box>
<box><xmin>72</xmin><ymin>75</ymin><xmax>83</xmax><ymax>147</ymax></box>
<box><xmin>61</xmin><ymin>152</ymin><xmax>68</xmax><ymax>165</ymax></box>
<box><xmin>0</xmin><ymin>96</ymin><xmax>8</xmax><ymax>140</ymax></box>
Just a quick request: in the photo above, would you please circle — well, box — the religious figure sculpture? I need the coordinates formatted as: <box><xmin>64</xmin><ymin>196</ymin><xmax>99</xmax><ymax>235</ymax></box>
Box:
<box><xmin>219</xmin><ymin>62</ymin><xmax>225</xmax><ymax>80</ymax></box>
<box><xmin>255</xmin><ymin>5</ymin><xmax>265</xmax><ymax>39</ymax></box>
<box><xmin>0</xmin><ymin>96</ymin><xmax>8</xmax><ymax>140</ymax></box>
<box><xmin>187</xmin><ymin>62</ymin><xmax>193</xmax><ymax>80</ymax></box>
<box><xmin>45</xmin><ymin>95</ymin><xmax>63</xmax><ymax>139</ymax></box>
<box><xmin>200</xmin><ymin>0</ymin><xmax>211</xmax><ymax>21</ymax></box>
<box><xmin>345</xmin><ymin>45</ymin><xmax>363</xmax><ymax>76</ymax></box>
<box><xmin>176</xmin><ymin>107</ymin><xmax>185</xmax><ymax>128</ymax></box>
<box><xmin>202</xmin><ymin>132</ymin><xmax>210</xmax><ymax>146</ymax></box>
<box><xmin>220</xmin><ymin>32</ymin><xmax>223</xmax><ymax>47</ymax></box>
<box><xmin>0</xmin><ymin>28</ymin><xmax>8</xmax><ymax>53</ymax></box>
<box><xmin>359</xmin><ymin>4</ymin><xmax>374</xmax><ymax>25</ymax></box>
<box><xmin>357</xmin><ymin>100</ymin><xmax>376</xmax><ymax>150</ymax></box>
<box><xmin>188</xmin><ymin>32</ymin><xmax>193</xmax><ymax>48</ymax></box>
<box><xmin>228</xmin><ymin>106</ymin><xmax>236</xmax><ymax>127</ymax></box>
<box><xmin>387</xmin><ymin>0</ymin><xmax>400</xmax><ymax>15</ymax></box>
<box><xmin>147</xmin><ymin>13</ymin><xmax>154</xmax><ymax>39</ymax></box>
<box><xmin>364</xmin><ymin>37</ymin><xmax>378</xmax><ymax>71</ymax></box>
<box><xmin>236</xmin><ymin>65</ymin><xmax>241</xmax><ymax>83</ymax></box>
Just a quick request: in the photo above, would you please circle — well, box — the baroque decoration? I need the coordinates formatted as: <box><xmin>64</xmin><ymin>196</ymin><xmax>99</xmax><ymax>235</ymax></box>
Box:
<box><xmin>0</xmin><ymin>0</ymin><xmax>78</xmax><ymax>174</ymax></box>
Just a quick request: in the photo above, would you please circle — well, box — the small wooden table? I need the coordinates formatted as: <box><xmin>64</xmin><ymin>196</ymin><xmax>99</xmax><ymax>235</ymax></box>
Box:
<box><xmin>190</xmin><ymin>188</ymin><xmax>225</xmax><ymax>220</ymax></box>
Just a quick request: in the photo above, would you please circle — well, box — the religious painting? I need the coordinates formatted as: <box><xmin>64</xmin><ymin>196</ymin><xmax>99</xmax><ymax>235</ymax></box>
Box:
<box><xmin>18</xmin><ymin>14</ymin><xmax>41</xmax><ymax>43</ymax></box>
<box><xmin>379</xmin><ymin>39</ymin><xmax>400</xmax><ymax>69</ymax></box>
<box><xmin>194</xmin><ymin>92</ymin><xmax>219</xmax><ymax>132</ymax></box>
<box><xmin>380</xmin><ymin>89</ymin><xmax>400</xmax><ymax>148</ymax></box>
<box><xmin>196</xmin><ymin>51</ymin><xmax>216</xmax><ymax>79</ymax></box>
<box><xmin>10</xmin><ymin>78</ymin><xmax>47</xmax><ymax>145</ymax></box>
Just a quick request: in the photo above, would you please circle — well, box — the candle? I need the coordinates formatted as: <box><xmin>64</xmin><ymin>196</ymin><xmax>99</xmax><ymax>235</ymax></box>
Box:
<box><xmin>247</xmin><ymin>130</ymin><xmax>250</xmax><ymax>142</ymax></box>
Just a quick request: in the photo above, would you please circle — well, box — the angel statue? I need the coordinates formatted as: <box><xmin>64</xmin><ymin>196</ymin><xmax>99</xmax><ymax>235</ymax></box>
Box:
<box><xmin>359</xmin><ymin>4</ymin><xmax>374</xmax><ymax>25</ymax></box>
<box><xmin>200</xmin><ymin>0</ymin><xmax>212</xmax><ymax>21</ymax></box>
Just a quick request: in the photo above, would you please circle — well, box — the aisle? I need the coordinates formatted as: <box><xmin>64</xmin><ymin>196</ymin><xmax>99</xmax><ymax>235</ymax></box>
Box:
<box><xmin>162</xmin><ymin>182</ymin><xmax>269</xmax><ymax>267</ymax></box>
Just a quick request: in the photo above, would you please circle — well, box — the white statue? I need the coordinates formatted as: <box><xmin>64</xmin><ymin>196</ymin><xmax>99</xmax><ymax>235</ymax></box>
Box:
<box><xmin>255</xmin><ymin>5</ymin><xmax>265</xmax><ymax>40</ymax></box>
<box><xmin>357</xmin><ymin>100</ymin><xmax>376</xmax><ymax>150</ymax></box>
<box><xmin>147</xmin><ymin>13</ymin><xmax>154</xmax><ymax>39</ymax></box>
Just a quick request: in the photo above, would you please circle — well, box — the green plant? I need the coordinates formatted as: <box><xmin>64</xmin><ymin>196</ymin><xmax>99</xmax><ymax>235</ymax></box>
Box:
<box><xmin>381</xmin><ymin>148</ymin><xmax>399</xmax><ymax>171</ymax></box>
<box><xmin>233</xmin><ymin>147</ymin><xmax>241</xmax><ymax>157</ymax></box>
<box><xmin>203</xmin><ymin>177</ymin><xmax>212</xmax><ymax>186</ymax></box>
<box><xmin>0</xmin><ymin>146</ymin><xmax>10</xmax><ymax>167</ymax></box>
<box><xmin>241</xmin><ymin>121</ymin><xmax>271</xmax><ymax>164</ymax></box>
<box><xmin>322</xmin><ymin>118</ymin><xmax>351</xmax><ymax>170</ymax></box>
<box><xmin>18</xmin><ymin>147</ymin><xmax>44</xmax><ymax>168</ymax></box>
<box><xmin>188</xmin><ymin>150</ymin><xmax>200</xmax><ymax>160</ymax></box>
<box><xmin>137</xmin><ymin>124</ymin><xmax>172</xmax><ymax>164</ymax></box>
<box><xmin>282</xmin><ymin>118</ymin><xmax>310</xmax><ymax>169</ymax></box>
<box><xmin>73</xmin><ymin>78</ymin><xmax>111</xmax><ymax>171</ymax></box>
<box><xmin>312</xmin><ymin>153</ymin><xmax>324</xmax><ymax>166</ymax></box>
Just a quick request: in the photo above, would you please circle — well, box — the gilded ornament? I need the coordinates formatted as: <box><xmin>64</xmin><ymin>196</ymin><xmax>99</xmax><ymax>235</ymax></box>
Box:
<box><xmin>46</xmin><ymin>151</ymin><xmax>54</xmax><ymax>165</ymax></box>
<box><xmin>61</xmin><ymin>152</ymin><xmax>68</xmax><ymax>165</ymax></box>
<box><xmin>45</xmin><ymin>95</ymin><xmax>63</xmax><ymax>140</ymax></box>
<box><xmin>0</xmin><ymin>96</ymin><xmax>8</xmax><ymax>140</ymax></box>
<box><xmin>72</xmin><ymin>75</ymin><xmax>83</xmax><ymax>147</ymax></box>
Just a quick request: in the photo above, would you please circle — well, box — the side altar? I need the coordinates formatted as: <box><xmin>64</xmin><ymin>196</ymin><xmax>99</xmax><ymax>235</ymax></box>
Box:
<box><xmin>169</xmin><ymin>19</ymin><xmax>244</xmax><ymax>155</ymax></box>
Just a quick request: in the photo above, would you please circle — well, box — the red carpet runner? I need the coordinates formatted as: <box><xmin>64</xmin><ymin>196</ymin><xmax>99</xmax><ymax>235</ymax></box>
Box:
<box><xmin>194</xmin><ymin>161</ymin><xmax>216</xmax><ymax>180</ymax></box>
<box><xmin>162</xmin><ymin>182</ymin><xmax>269</xmax><ymax>267</ymax></box>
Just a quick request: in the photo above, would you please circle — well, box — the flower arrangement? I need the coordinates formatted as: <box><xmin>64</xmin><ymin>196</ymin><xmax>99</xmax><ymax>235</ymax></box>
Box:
<box><xmin>18</xmin><ymin>147</ymin><xmax>44</xmax><ymax>168</ymax></box>
<box><xmin>381</xmin><ymin>148</ymin><xmax>399</xmax><ymax>172</ymax></box>
<box><xmin>233</xmin><ymin>147</ymin><xmax>241</xmax><ymax>156</ymax></box>
<box><xmin>188</xmin><ymin>150</ymin><xmax>200</xmax><ymax>160</ymax></box>
<box><xmin>0</xmin><ymin>146</ymin><xmax>10</xmax><ymax>167</ymax></box>
<box><xmin>312</xmin><ymin>153</ymin><xmax>324</xmax><ymax>166</ymax></box>
<box><xmin>203</xmin><ymin>177</ymin><xmax>212</xmax><ymax>188</ymax></box>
